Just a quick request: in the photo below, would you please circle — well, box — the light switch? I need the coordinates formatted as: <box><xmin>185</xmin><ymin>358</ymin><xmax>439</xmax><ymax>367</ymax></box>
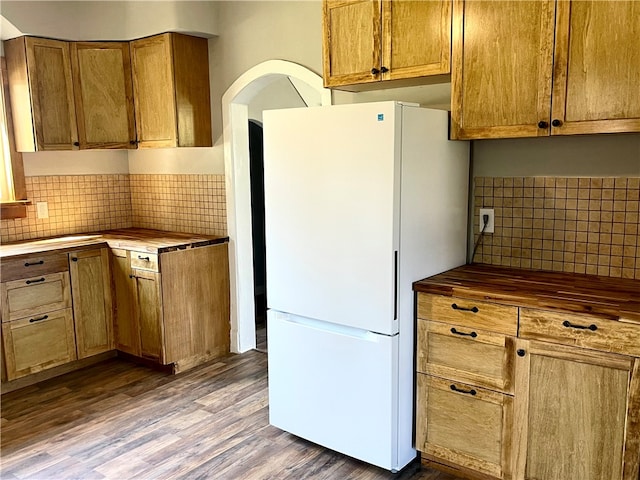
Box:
<box><xmin>36</xmin><ymin>202</ymin><xmax>49</xmax><ymax>219</ymax></box>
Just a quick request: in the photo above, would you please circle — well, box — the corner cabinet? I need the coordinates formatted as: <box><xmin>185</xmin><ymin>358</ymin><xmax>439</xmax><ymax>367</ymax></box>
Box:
<box><xmin>70</xmin><ymin>42</ymin><xmax>136</xmax><ymax>149</ymax></box>
<box><xmin>68</xmin><ymin>248</ymin><xmax>114</xmax><ymax>359</ymax></box>
<box><xmin>130</xmin><ymin>33</ymin><xmax>212</xmax><ymax>148</ymax></box>
<box><xmin>322</xmin><ymin>0</ymin><xmax>451</xmax><ymax>90</ymax></box>
<box><xmin>451</xmin><ymin>0</ymin><xmax>640</xmax><ymax>139</ymax></box>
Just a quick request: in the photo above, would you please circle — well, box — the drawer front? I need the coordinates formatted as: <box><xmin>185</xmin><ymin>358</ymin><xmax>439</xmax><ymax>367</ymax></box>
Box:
<box><xmin>417</xmin><ymin>320</ymin><xmax>514</xmax><ymax>394</ymax></box>
<box><xmin>416</xmin><ymin>373</ymin><xmax>512</xmax><ymax>479</ymax></box>
<box><xmin>130</xmin><ymin>251</ymin><xmax>159</xmax><ymax>272</ymax></box>
<box><xmin>2</xmin><ymin>272</ymin><xmax>72</xmax><ymax>322</ymax></box>
<box><xmin>417</xmin><ymin>293</ymin><xmax>518</xmax><ymax>336</ymax></box>
<box><xmin>1</xmin><ymin>252</ymin><xmax>69</xmax><ymax>282</ymax></box>
<box><xmin>2</xmin><ymin>308</ymin><xmax>77</xmax><ymax>380</ymax></box>
<box><xmin>520</xmin><ymin>308</ymin><xmax>640</xmax><ymax>357</ymax></box>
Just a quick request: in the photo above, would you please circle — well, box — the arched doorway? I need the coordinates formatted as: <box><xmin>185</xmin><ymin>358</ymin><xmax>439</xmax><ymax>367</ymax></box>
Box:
<box><xmin>222</xmin><ymin>60</ymin><xmax>332</xmax><ymax>353</ymax></box>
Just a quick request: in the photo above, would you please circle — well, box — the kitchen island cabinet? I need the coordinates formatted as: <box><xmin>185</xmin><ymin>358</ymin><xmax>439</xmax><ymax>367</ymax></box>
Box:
<box><xmin>414</xmin><ymin>265</ymin><xmax>640</xmax><ymax>480</ymax></box>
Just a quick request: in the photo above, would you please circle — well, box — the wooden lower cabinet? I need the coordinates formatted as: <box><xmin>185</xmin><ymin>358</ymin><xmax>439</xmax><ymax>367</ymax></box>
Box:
<box><xmin>513</xmin><ymin>340</ymin><xmax>640</xmax><ymax>480</ymax></box>
<box><xmin>132</xmin><ymin>270</ymin><xmax>164</xmax><ymax>361</ymax></box>
<box><xmin>2</xmin><ymin>309</ymin><xmax>76</xmax><ymax>380</ymax></box>
<box><xmin>416</xmin><ymin>374</ymin><xmax>513</xmax><ymax>479</ymax></box>
<box><xmin>69</xmin><ymin>248</ymin><xmax>113</xmax><ymax>359</ymax></box>
<box><xmin>111</xmin><ymin>243</ymin><xmax>230</xmax><ymax>371</ymax></box>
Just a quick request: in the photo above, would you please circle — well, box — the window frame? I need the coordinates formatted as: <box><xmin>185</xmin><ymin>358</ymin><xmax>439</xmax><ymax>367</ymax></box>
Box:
<box><xmin>1</xmin><ymin>56</ymin><xmax>28</xmax><ymax>220</ymax></box>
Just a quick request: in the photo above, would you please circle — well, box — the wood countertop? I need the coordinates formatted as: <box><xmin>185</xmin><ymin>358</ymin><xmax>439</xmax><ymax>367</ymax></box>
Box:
<box><xmin>413</xmin><ymin>264</ymin><xmax>640</xmax><ymax>324</ymax></box>
<box><xmin>0</xmin><ymin>228</ymin><xmax>229</xmax><ymax>259</ymax></box>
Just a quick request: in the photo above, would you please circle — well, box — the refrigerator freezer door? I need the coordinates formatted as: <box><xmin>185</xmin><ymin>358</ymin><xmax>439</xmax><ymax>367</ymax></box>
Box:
<box><xmin>267</xmin><ymin>310</ymin><xmax>404</xmax><ymax>470</ymax></box>
<box><xmin>264</xmin><ymin>103</ymin><xmax>400</xmax><ymax>335</ymax></box>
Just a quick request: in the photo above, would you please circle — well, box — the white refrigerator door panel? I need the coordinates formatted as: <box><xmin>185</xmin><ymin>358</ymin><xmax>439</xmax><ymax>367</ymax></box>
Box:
<box><xmin>267</xmin><ymin>310</ymin><xmax>398</xmax><ymax>470</ymax></box>
<box><xmin>263</xmin><ymin>103</ymin><xmax>400</xmax><ymax>335</ymax></box>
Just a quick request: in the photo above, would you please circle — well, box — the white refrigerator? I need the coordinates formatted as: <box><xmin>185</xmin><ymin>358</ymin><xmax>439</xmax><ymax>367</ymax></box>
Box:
<box><xmin>263</xmin><ymin>101</ymin><xmax>469</xmax><ymax>472</ymax></box>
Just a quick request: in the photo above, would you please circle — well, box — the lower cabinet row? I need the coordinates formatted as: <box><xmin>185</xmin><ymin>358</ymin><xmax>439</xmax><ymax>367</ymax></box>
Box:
<box><xmin>415</xmin><ymin>294</ymin><xmax>640</xmax><ymax>480</ymax></box>
<box><xmin>1</xmin><ymin>243</ymin><xmax>230</xmax><ymax>382</ymax></box>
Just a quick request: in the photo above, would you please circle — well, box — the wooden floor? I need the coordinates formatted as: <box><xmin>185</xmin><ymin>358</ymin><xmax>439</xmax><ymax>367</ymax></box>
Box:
<box><xmin>1</xmin><ymin>350</ymin><xmax>462</xmax><ymax>480</ymax></box>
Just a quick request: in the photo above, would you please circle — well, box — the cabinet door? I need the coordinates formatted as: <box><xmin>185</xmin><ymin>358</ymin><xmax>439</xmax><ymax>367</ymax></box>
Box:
<box><xmin>382</xmin><ymin>0</ymin><xmax>450</xmax><ymax>81</ymax></box>
<box><xmin>111</xmin><ymin>249</ymin><xmax>140</xmax><ymax>356</ymax></box>
<box><xmin>69</xmin><ymin>249</ymin><xmax>113</xmax><ymax>359</ymax></box>
<box><xmin>551</xmin><ymin>0</ymin><xmax>640</xmax><ymax>135</ymax></box>
<box><xmin>416</xmin><ymin>374</ymin><xmax>513</xmax><ymax>479</ymax></box>
<box><xmin>132</xmin><ymin>270</ymin><xmax>164</xmax><ymax>362</ymax></box>
<box><xmin>130</xmin><ymin>34</ymin><xmax>177</xmax><ymax>148</ymax></box>
<box><xmin>513</xmin><ymin>340</ymin><xmax>640</xmax><ymax>480</ymax></box>
<box><xmin>4</xmin><ymin>37</ymin><xmax>78</xmax><ymax>151</ymax></box>
<box><xmin>451</xmin><ymin>0</ymin><xmax>555</xmax><ymax>139</ymax></box>
<box><xmin>2</xmin><ymin>309</ymin><xmax>76</xmax><ymax>380</ymax></box>
<box><xmin>322</xmin><ymin>0</ymin><xmax>382</xmax><ymax>88</ymax></box>
<box><xmin>70</xmin><ymin>42</ymin><xmax>136</xmax><ymax>149</ymax></box>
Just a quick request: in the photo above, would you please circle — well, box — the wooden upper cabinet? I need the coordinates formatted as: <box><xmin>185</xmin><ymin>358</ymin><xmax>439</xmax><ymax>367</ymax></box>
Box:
<box><xmin>4</xmin><ymin>37</ymin><xmax>78</xmax><ymax>151</ymax></box>
<box><xmin>451</xmin><ymin>0</ymin><xmax>640</xmax><ymax>140</ymax></box>
<box><xmin>130</xmin><ymin>33</ymin><xmax>212</xmax><ymax>148</ymax></box>
<box><xmin>322</xmin><ymin>0</ymin><xmax>451</xmax><ymax>90</ymax></box>
<box><xmin>70</xmin><ymin>42</ymin><xmax>136</xmax><ymax>149</ymax></box>
<box><xmin>552</xmin><ymin>0</ymin><xmax>640</xmax><ymax>135</ymax></box>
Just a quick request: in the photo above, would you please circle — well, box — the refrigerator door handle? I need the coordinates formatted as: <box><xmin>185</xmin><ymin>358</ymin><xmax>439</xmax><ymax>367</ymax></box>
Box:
<box><xmin>394</xmin><ymin>250</ymin><xmax>398</xmax><ymax>320</ymax></box>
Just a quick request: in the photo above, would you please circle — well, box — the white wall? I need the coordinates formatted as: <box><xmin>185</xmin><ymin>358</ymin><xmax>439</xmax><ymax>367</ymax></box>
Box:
<box><xmin>1</xmin><ymin>1</ymin><xmax>218</xmax><ymax>41</ymax></box>
<box><xmin>247</xmin><ymin>77</ymin><xmax>307</xmax><ymax>122</ymax></box>
<box><xmin>23</xmin><ymin>151</ymin><xmax>129</xmax><ymax>175</ymax></box>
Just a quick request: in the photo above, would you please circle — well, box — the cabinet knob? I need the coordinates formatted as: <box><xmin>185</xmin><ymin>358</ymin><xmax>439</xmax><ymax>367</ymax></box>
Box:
<box><xmin>538</xmin><ymin>121</ymin><xmax>549</xmax><ymax>129</ymax></box>
<box><xmin>130</xmin><ymin>140</ymin><xmax>138</xmax><ymax>145</ymax></box>
<box><xmin>371</xmin><ymin>68</ymin><xmax>380</xmax><ymax>75</ymax></box>
<box><xmin>380</xmin><ymin>66</ymin><xmax>389</xmax><ymax>73</ymax></box>
<box><xmin>73</xmin><ymin>141</ymin><xmax>80</xmax><ymax>147</ymax></box>
<box><xmin>551</xmin><ymin>119</ymin><xmax>563</xmax><ymax>127</ymax></box>
<box><xmin>517</xmin><ymin>349</ymin><xmax>526</xmax><ymax>357</ymax></box>
<box><xmin>71</xmin><ymin>257</ymin><xmax>78</xmax><ymax>262</ymax></box>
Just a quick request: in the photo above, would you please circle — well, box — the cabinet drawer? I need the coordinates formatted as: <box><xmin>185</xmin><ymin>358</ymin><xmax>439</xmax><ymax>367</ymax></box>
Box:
<box><xmin>1</xmin><ymin>272</ymin><xmax>71</xmax><ymax>322</ymax></box>
<box><xmin>2</xmin><ymin>308</ymin><xmax>76</xmax><ymax>380</ymax></box>
<box><xmin>417</xmin><ymin>293</ymin><xmax>518</xmax><ymax>336</ymax></box>
<box><xmin>1</xmin><ymin>252</ymin><xmax>69</xmax><ymax>282</ymax></box>
<box><xmin>130</xmin><ymin>251</ymin><xmax>159</xmax><ymax>272</ymax></box>
<box><xmin>520</xmin><ymin>308</ymin><xmax>640</xmax><ymax>357</ymax></box>
<box><xmin>416</xmin><ymin>373</ymin><xmax>512</xmax><ymax>479</ymax></box>
<box><xmin>417</xmin><ymin>320</ymin><xmax>514</xmax><ymax>394</ymax></box>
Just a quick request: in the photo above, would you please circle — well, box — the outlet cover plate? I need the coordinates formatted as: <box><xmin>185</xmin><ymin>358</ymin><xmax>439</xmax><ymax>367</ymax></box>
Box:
<box><xmin>479</xmin><ymin>208</ymin><xmax>495</xmax><ymax>234</ymax></box>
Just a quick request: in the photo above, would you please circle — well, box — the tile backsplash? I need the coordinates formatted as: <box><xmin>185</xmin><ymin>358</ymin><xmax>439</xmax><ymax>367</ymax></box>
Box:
<box><xmin>1</xmin><ymin>174</ymin><xmax>227</xmax><ymax>243</ymax></box>
<box><xmin>130</xmin><ymin>174</ymin><xmax>227</xmax><ymax>237</ymax></box>
<box><xmin>473</xmin><ymin>177</ymin><xmax>640</xmax><ymax>279</ymax></box>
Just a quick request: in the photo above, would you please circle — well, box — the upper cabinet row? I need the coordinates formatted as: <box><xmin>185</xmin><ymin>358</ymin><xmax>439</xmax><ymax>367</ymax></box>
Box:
<box><xmin>322</xmin><ymin>0</ymin><xmax>640</xmax><ymax>139</ymax></box>
<box><xmin>322</xmin><ymin>0</ymin><xmax>451</xmax><ymax>90</ymax></box>
<box><xmin>4</xmin><ymin>33</ymin><xmax>212</xmax><ymax>152</ymax></box>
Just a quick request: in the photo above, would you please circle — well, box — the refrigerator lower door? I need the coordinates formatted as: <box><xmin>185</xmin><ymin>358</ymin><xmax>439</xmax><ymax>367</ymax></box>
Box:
<box><xmin>268</xmin><ymin>310</ymin><xmax>410</xmax><ymax>471</ymax></box>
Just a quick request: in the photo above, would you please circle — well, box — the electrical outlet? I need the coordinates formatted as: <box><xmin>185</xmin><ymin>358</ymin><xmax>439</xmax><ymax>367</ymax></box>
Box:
<box><xmin>479</xmin><ymin>208</ymin><xmax>494</xmax><ymax>233</ymax></box>
<box><xmin>36</xmin><ymin>201</ymin><xmax>49</xmax><ymax>219</ymax></box>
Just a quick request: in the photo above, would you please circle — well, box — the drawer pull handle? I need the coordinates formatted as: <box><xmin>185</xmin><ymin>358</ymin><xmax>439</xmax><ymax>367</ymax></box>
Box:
<box><xmin>562</xmin><ymin>320</ymin><xmax>597</xmax><ymax>331</ymax></box>
<box><xmin>29</xmin><ymin>315</ymin><xmax>49</xmax><ymax>323</ymax></box>
<box><xmin>25</xmin><ymin>260</ymin><xmax>45</xmax><ymax>267</ymax></box>
<box><xmin>450</xmin><ymin>385</ymin><xmax>477</xmax><ymax>396</ymax></box>
<box><xmin>451</xmin><ymin>303</ymin><xmax>479</xmax><ymax>313</ymax></box>
<box><xmin>450</xmin><ymin>327</ymin><xmax>477</xmax><ymax>338</ymax></box>
<box><xmin>26</xmin><ymin>277</ymin><xmax>45</xmax><ymax>284</ymax></box>
<box><xmin>137</xmin><ymin>256</ymin><xmax>150</xmax><ymax>261</ymax></box>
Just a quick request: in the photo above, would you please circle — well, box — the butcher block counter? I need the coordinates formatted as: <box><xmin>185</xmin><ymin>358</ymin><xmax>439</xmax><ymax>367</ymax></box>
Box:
<box><xmin>1</xmin><ymin>229</ymin><xmax>230</xmax><ymax>392</ymax></box>
<box><xmin>0</xmin><ymin>228</ymin><xmax>229</xmax><ymax>259</ymax></box>
<box><xmin>413</xmin><ymin>264</ymin><xmax>640</xmax><ymax>480</ymax></box>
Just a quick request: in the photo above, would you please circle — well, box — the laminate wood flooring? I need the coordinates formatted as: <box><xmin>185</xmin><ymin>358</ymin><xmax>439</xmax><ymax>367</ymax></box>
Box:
<box><xmin>1</xmin><ymin>351</ymin><xmax>462</xmax><ymax>480</ymax></box>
